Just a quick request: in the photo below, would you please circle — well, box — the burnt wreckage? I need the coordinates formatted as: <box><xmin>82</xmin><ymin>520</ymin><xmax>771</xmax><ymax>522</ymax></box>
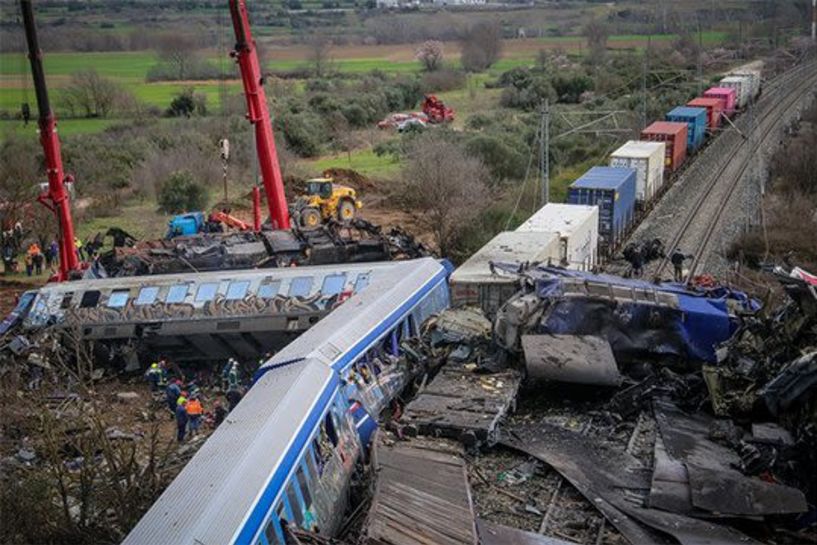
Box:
<box><xmin>94</xmin><ymin>219</ymin><xmax>428</xmax><ymax>278</ymax></box>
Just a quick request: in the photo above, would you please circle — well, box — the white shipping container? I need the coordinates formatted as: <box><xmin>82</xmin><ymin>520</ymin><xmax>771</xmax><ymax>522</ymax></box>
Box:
<box><xmin>609</xmin><ymin>140</ymin><xmax>666</xmax><ymax>203</ymax></box>
<box><xmin>720</xmin><ymin>75</ymin><xmax>752</xmax><ymax>108</ymax></box>
<box><xmin>515</xmin><ymin>203</ymin><xmax>599</xmax><ymax>271</ymax></box>
<box><xmin>729</xmin><ymin>67</ymin><xmax>762</xmax><ymax>98</ymax></box>
<box><xmin>450</xmin><ymin>231</ymin><xmax>561</xmax><ymax>316</ymax></box>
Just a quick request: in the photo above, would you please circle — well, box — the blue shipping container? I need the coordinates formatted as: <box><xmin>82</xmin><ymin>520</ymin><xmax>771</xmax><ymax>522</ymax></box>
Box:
<box><xmin>567</xmin><ymin>166</ymin><xmax>636</xmax><ymax>250</ymax></box>
<box><xmin>666</xmin><ymin>107</ymin><xmax>707</xmax><ymax>152</ymax></box>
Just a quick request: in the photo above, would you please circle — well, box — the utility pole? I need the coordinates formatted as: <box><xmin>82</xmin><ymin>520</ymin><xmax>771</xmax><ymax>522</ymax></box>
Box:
<box><xmin>641</xmin><ymin>36</ymin><xmax>650</xmax><ymax>130</ymax></box>
<box><xmin>696</xmin><ymin>20</ymin><xmax>703</xmax><ymax>95</ymax></box>
<box><xmin>539</xmin><ymin>100</ymin><xmax>550</xmax><ymax>205</ymax></box>
<box><xmin>812</xmin><ymin>0</ymin><xmax>816</xmax><ymax>43</ymax></box>
<box><xmin>220</xmin><ymin>138</ymin><xmax>230</xmax><ymax>206</ymax></box>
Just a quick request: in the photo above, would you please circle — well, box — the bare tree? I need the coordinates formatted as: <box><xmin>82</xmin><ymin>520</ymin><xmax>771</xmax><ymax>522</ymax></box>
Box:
<box><xmin>306</xmin><ymin>35</ymin><xmax>333</xmax><ymax>78</ymax></box>
<box><xmin>583</xmin><ymin>17</ymin><xmax>609</xmax><ymax>64</ymax></box>
<box><xmin>416</xmin><ymin>40</ymin><xmax>444</xmax><ymax>72</ymax></box>
<box><xmin>155</xmin><ymin>33</ymin><xmax>198</xmax><ymax>80</ymax></box>
<box><xmin>460</xmin><ymin>21</ymin><xmax>503</xmax><ymax>72</ymax></box>
<box><xmin>60</xmin><ymin>69</ymin><xmax>129</xmax><ymax>118</ymax></box>
<box><xmin>397</xmin><ymin>134</ymin><xmax>490</xmax><ymax>257</ymax></box>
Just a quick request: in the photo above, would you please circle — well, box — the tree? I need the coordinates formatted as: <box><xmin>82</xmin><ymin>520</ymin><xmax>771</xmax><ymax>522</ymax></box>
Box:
<box><xmin>416</xmin><ymin>40</ymin><xmax>444</xmax><ymax>72</ymax></box>
<box><xmin>0</xmin><ymin>135</ymin><xmax>41</xmax><ymax>247</ymax></box>
<box><xmin>306</xmin><ymin>35</ymin><xmax>333</xmax><ymax>78</ymax></box>
<box><xmin>155</xmin><ymin>33</ymin><xmax>198</xmax><ymax>80</ymax></box>
<box><xmin>460</xmin><ymin>21</ymin><xmax>503</xmax><ymax>72</ymax></box>
<box><xmin>157</xmin><ymin>170</ymin><xmax>208</xmax><ymax>214</ymax></box>
<box><xmin>397</xmin><ymin>134</ymin><xmax>490</xmax><ymax>257</ymax></box>
<box><xmin>166</xmin><ymin>88</ymin><xmax>207</xmax><ymax>117</ymax></box>
<box><xmin>60</xmin><ymin>69</ymin><xmax>127</xmax><ymax>118</ymax></box>
<box><xmin>583</xmin><ymin>17</ymin><xmax>609</xmax><ymax>63</ymax></box>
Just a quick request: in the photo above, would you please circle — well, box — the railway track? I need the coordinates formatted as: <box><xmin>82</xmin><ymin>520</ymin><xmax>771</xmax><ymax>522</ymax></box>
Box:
<box><xmin>646</xmin><ymin>61</ymin><xmax>817</xmax><ymax>281</ymax></box>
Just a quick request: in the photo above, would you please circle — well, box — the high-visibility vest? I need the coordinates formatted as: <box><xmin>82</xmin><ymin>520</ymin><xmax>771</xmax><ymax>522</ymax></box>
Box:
<box><xmin>186</xmin><ymin>399</ymin><xmax>203</xmax><ymax>416</ymax></box>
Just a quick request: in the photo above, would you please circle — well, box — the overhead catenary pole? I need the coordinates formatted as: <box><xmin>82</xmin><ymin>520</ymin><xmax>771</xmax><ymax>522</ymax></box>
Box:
<box><xmin>539</xmin><ymin>100</ymin><xmax>550</xmax><ymax>205</ymax></box>
<box><xmin>229</xmin><ymin>0</ymin><xmax>291</xmax><ymax>230</ymax></box>
<box><xmin>20</xmin><ymin>0</ymin><xmax>79</xmax><ymax>281</ymax></box>
<box><xmin>812</xmin><ymin>0</ymin><xmax>816</xmax><ymax>43</ymax></box>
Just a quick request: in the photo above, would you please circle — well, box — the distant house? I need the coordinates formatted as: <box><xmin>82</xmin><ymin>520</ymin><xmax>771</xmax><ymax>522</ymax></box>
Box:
<box><xmin>432</xmin><ymin>0</ymin><xmax>486</xmax><ymax>5</ymax></box>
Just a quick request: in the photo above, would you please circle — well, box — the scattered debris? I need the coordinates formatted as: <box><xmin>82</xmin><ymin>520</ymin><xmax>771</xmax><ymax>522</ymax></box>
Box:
<box><xmin>522</xmin><ymin>334</ymin><xmax>622</xmax><ymax>386</ymax></box>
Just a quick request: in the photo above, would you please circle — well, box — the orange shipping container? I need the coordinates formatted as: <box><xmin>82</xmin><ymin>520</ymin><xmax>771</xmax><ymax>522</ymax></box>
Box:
<box><xmin>640</xmin><ymin>121</ymin><xmax>688</xmax><ymax>173</ymax></box>
<box><xmin>687</xmin><ymin>97</ymin><xmax>723</xmax><ymax>130</ymax></box>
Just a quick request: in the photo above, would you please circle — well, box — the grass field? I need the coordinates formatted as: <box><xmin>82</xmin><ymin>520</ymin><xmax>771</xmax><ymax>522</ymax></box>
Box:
<box><xmin>0</xmin><ymin>118</ymin><xmax>122</xmax><ymax>137</ymax></box>
<box><xmin>304</xmin><ymin>147</ymin><xmax>401</xmax><ymax>179</ymax></box>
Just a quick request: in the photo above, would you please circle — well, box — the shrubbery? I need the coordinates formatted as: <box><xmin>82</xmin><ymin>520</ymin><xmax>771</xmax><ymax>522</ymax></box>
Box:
<box><xmin>157</xmin><ymin>170</ymin><xmax>208</xmax><ymax>214</ymax></box>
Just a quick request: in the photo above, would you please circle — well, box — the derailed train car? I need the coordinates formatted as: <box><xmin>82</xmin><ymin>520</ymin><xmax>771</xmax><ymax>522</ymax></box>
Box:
<box><xmin>121</xmin><ymin>257</ymin><xmax>451</xmax><ymax>545</ymax></box>
<box><xmin>494</xmin><ymin>266</ymin><xmax>759</xmax><ymax>364</ymax></box>
<box><xmin>19</xmin><ymin>261</ymin><xmax>401</xmax><ymax>363</ymax></box>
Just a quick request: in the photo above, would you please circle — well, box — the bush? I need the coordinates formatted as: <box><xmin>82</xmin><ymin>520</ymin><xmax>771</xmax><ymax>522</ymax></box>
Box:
<box><xmin>421</xmin><ymin>69</ymin><xmax>466</xmax><ymax>93</ymax></box>
<box><xmin>466</xmin><ymin>134</ymin><xmax>528</xmax><ymax>181</ymax></box>
<box><xmin>166</xmin><ymin>88</ymin><xmax>207</xmax><ymax>117</ymax></box>
<box><xmin>460</xmin><ymin>21</ymin><xmax>502</xmax><ymax>72</ymax></box>
<box><xmin>157</xmin><ymin>170</ymin><xmax>208</xmax><ymax>213</ymax></box>
<box><xmin>500</xmin><ymin>77</ymin><xmax>556</xmax><ymax>111</ymax></box>
<box><xmin>276</xmin><ymin>111</ymin><xmax>327</xmax><ymax>157</ymax></box>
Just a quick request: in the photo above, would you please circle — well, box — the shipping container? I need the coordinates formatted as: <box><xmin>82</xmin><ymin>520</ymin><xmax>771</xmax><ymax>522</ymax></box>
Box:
<box><xmin>609</xmin><ymin>140</ymin><xmax>666</xmax><ymax>204</ymax></box>
<box><xmin>728</xmin><ymin>68</ymin><xmax>761</xmax><ymax>99</ymax></box>
<box><xmin>567</xmin><ymin>166</ymin><xmax>636</xmax><ymax>251</ymax></box>
<box><xmin>720</xmin><ymin>75</ymin><xmax>752</xmax><ymax>109</ymax></box>
<box><xmin>687</xmin><ymin>97</ymin><xmax>723</xmax><ymax>130</ymax></box>
<box><xmin>640</xmin><ymin>121</ymin><xmax>688</xmax><ymax>173</ymax></box>
<box><xmin>666</xmin><ymin>107</ymin><xmax>708</xmax><ymax>152</ymax></box>
<box><xmin>703</xmin><ymin>87</ymin><xmax>737</xmax><ymax>118</ymax></box>
<box><xmin>515</xmin><ymin>203</ymin><xmax>599</xmax><ymax>271</ymax></box>
<box><xmin>450</xmin><ymin>231</ymin><xmax>560</xmax><ymax>316</ymax></box>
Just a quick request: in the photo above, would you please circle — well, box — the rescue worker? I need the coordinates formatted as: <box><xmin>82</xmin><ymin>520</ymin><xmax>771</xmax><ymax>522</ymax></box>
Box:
<box><xmin>165</xmin><ymin>379</ymin><xmax>182</xmax><ymax>413</ymax></box>
<box><xmin>74</xmin><ymin>237</ymin><xmax>84</xmax><ymax>261</ymax></box>
<box><xmin>156</xmin><ymin>360</ymin><xmax>168</xmax><ymax>389</ymax></box>
<box><xmin>24</xmin><ymin>251</ymin><xmax>33</xmax><ymax>276</ymax></box>
<box><xmin>187</xmin><ymin>378</ymin><xmax>201</xmax><ymax>400</ymax></box>
<box><xmin>631</xmin><ymin>247</ymin><xmax>644</xmax><ymax>278</ymax></box>
<box><xmin>670</xmin><ymin>249</ymin><xmax>691</xmax><ymax>282</ymax></box>
<box><xmin>175</xmin><ymin>396</ymin><xmax>189</xmax><ymax>442</ymax></box>
<box><xmin>186</xmin><ymin>395</ymin><xmax>203</xmax><ymax>436</ymax></box>
<box><xmin>227</xmin><ymin>361</ymin><xmax>240</xmax><ymax>392</ymax></box>
<box><xmin>221</xmin><ymin>358</ymin><xmax>236</xmax><ymax>391</ymax></box>
<box><xmin>145</xmin><ymin>363</ymin><xmax>162</xmax><ymax>391</ymax></box>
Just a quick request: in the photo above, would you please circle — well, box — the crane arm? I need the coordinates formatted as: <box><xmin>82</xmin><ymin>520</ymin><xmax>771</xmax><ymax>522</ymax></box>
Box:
<box><xmin>21</xmin><ymin>0</ymin><xmax>80</xmax><ymax>281</ymax></box>
<box><xmin>228</xmin><ymin>0</ymin><xmax>291</xmax><ymax>230</ymax></box>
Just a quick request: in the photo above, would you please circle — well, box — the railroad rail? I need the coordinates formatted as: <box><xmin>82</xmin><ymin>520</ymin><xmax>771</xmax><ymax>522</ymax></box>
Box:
<box><xmin>649</xmin><ymin>61</ymin><xmax>817</xmax><ymax>281</ymax></box>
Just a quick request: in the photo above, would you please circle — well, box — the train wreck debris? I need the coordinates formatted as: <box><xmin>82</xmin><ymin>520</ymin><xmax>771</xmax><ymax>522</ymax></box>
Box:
<box><xmin>493</xmin><ymin>265</ymin><xmax>759</xmax><ymax>365</ymax></box>
<box><xmin>521</xmin><ymin>334</ymin><xmax>622</xmax><ymax>387</ymax></box>
<box><xmin>95</xmin><ymin>219</ymin><xmax>429</xmax><ymax>278</ymax></box>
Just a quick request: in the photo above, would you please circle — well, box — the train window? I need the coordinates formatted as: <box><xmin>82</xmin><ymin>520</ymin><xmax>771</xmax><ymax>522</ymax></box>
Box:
<box><xmin>311</xmin><ymin>438</ymin><xmax>327</xmax><ymax>475</ymax></box>
<box><xmin>135</xmin><ymin>286</ymin><xmax>159</xmax><ymax>306</ymax></box>
<box><xmin>305</xmin><ymin>445</ymin><xmax>319</xmax><ymax>481</ymax></box>
<box><xmin>257</xmin><ymin>280</ymin><xmax>281</xmax><ymax>299</ymax></box>
<box><xmin>166</xmin><ymin>284</ymin><xmax>188</xmax><ymax>304</ymax></box>
<box><xmin>107</xmin><ymin>290</ymin><xmax>129</xmax><ymax>308</ymax></box>
<box><xmin>264</xmin><ymin>518</ymin><xmax>282</xmax><ymax>545</ymax></box>
<box><xmin>195</xmin><ymin>282</ymin><xmax>219</xmax><ymax>302</ymax></box>
<box><xmin>226</xmin><ymin>280</ymin><xmax>250</xmax><ymax>301</ymax></box>
<box><xmin>79</xmin><ymin>290</ymin><xmax>101</xmax><ymax>308</ymax></box>
<box><xmin>60</xmin><ymin>293</ymin><xmax>74</xmax><ymax>309</ymax></box>
<box><xmin>288</xmin><ymin>277</ymin><xmax>313</xmax><ymax>297</ymax></box>
<box><xmin>323</xmin><ymin>411</ymin><xmax>338</xmax><ymax>447</ymax></box>
<box><xmin>296</xmin><ymin>464</ymin><xmax>312</xmax><ymax>508</ymax></box>
<box><xmin>354</xmin><ymin>272</ymin><xmax>370</xmax><ymax>292</ymax></box>
<box><xmin>320</xmin><ymin>273</ymin><xmax>346</xmax><ymax>297</ymax></box>
<box><xmin>285</xmin><ymin>483</ymin><xmax>305</xmax><ymax>527</ymax></box>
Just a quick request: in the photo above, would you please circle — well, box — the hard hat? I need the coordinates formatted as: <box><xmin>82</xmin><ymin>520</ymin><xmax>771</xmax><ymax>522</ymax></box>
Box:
<box><xmin>151</xmin><ymin>363</ymin><xmax>158</xmax><ymax>369</ymax></box>
<box><xmin>181</xmin><ymin>391</ymin><xmax>188</xmax><ymax>397</ymax></box>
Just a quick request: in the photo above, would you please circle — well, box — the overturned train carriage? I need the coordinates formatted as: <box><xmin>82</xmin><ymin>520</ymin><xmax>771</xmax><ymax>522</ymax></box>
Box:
<box><xmin>121</xmin><ymin>257</ymin><xmax>451</xmax><ymax>545</ymax></box>
<box><xmin>21</xmin><ymin>261</ymin><xmax>403</xmax><ymax>364</ymax></box>
<box><xmin>494</xmin><ymin>266</ymin><xmax>759</xmax><ymax>364</ymax></box>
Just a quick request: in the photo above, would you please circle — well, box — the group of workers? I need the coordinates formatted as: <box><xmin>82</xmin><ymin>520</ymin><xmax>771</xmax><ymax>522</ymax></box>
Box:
<box><xmin>145</xmin><ymin>358</ymin><xmax>245</xmax><ymax>443</ymax></box>
<box><xmin>624</xmin><ymin>242</ymin><xmax>692</xmax><ymax>283</ymax></box>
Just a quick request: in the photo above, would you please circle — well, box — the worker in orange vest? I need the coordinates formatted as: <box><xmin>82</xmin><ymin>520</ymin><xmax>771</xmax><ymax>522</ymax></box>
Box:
<box><xmin>186</xmin><ymin>395</ymin><xmax>204</xmax><ymax>436</ymax></box>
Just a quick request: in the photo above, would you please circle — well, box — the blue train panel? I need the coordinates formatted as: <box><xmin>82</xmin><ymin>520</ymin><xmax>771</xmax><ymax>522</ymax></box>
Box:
<box><xmin>666</xmin><ymin>106</ymin><xmax>707</xmax><ymax>152</ymax></box>
<box><xmin>567</xmin><ymin>166</ymin><xmax>636</xmax><ymax>250</ymax></box>
<box><xmin>504</xmin><ymin>266</ymin><xmax>760</xmax><ymax>364</ymax></box>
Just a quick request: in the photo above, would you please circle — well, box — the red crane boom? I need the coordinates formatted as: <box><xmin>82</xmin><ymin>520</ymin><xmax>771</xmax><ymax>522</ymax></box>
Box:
<box><xmin>228</xmin><ymin>0</ymin><xmax>291</xmax><ymax>230</ymax></box>
<box><xmin>20</xmin><ymin>0</ymin><xmax>80</xmax><ymax>281</ymax></box>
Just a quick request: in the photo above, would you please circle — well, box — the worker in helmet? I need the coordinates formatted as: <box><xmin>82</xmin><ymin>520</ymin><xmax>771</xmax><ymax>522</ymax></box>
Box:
<box><xmin>175</xmin><ymin>396</ymin><xmax>189</xmax><ymax>443</ymax></box>
<box><xmin>156</xmin><ymin>360</ymin><xmax>168</xmax><ymax>389</ymax></box>
<box><xmin>221</xmin><ymin>358</ymin><xmax>236</xmax><ymax>391</ymax></box>
<box><xmin>227</xmin><ymin>362</ymin><xmax>240</xmax><ymax>392</ymax></box>
<box><xmin>144</xmin><ymin>362</ymin><xmax>162</xmax><ymax>392</ymax></box>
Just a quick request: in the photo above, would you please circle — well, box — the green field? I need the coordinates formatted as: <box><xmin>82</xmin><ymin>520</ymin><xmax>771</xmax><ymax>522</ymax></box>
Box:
<box><xmin>304</xmin><ymin>148</ymin><xmax>401</xmax><ymax>179</ymax></box>
<box><xmin>0</xmin><ymin>51</ymin><xmax>158</xmax><ymax>80</ymax></box>
<box><xmin>0</xmin><ymin>118</ymin><xmax>122</xmax><ymax>137</ymax></box>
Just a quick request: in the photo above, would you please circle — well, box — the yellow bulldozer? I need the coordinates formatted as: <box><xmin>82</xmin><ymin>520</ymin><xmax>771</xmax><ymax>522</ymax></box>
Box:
<box><xmin>292</xmin><ymin>177</ymin><xmax>363</xmax><ymax>229</ymax></box>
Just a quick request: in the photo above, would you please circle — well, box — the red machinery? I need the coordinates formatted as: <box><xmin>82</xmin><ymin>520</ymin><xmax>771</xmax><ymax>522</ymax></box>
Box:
<box><xmin>228</xmin><ymin>0</ymin><xmax>290</xmax><ymax>231</ymax></box>
<box><xmin>421</xmin><ymin>95</ymin><xmax>454</xmax><ymax>124</ymax></box>
<box><xmin>20</xmin><ymin>0</ymin><xmax>80</xmax><ymax>281</ymax></box>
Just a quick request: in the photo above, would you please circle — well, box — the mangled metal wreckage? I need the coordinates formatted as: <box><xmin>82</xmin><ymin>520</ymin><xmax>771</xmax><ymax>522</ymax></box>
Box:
<box><xmin>493</xmin><ymin>265</ymin><xmax>760</xmax><ymax>366</ymax></box>
<box><xmin>95</xmin><ymin>220</ymin><xmax>427</xmax><ymax>278</ymax></box>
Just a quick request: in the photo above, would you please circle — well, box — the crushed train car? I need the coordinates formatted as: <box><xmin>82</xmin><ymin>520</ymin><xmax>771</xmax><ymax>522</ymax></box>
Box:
<box><xmin>493</xmin><ymin>265</ymin><xmax>759</xmax><ymax>365</ymax></box>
